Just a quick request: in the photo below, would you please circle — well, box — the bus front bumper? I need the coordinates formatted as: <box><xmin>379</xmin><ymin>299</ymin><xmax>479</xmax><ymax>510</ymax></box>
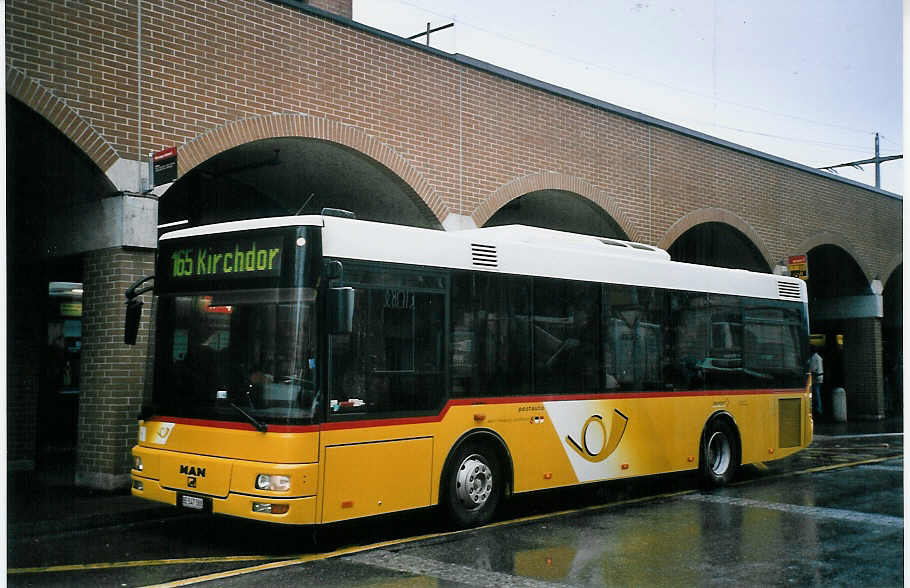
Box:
<box><xmin>131</xmin><ymin>475</ymin><xmax>318</xmax><ymax>525</ymax></box>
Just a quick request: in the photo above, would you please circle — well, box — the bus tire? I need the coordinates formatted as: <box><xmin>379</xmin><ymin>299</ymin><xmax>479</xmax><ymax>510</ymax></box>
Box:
<box><xmin>699</xmin><ymin>417</ymin><xmax>739</xmax><ymax>487</ymax></box>
<box><xmin>442</xmin><ymin>441</ymin><xmax>502</xmax><ymax>528</ymax></box>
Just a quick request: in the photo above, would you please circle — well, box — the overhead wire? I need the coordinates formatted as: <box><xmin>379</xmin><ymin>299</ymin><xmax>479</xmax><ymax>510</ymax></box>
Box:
<box><xmin>672</xmin><ymin>117</ymin><xmax>882</xmax><ymax>153</ymax></box>
<box><xmin>381</xmin><ymin>0</ymin><xmax>894</xmax><ymax>143</ymax></box>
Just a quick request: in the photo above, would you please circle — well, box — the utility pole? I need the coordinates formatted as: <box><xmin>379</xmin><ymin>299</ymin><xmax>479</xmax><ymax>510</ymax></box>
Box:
<box><xmin>407</xmin><ymin>22</ymin><xmax>454</xmax><ymax>47</ymax></box>
<box><xmin>819</xmin><ymin>133</ymin><xmax>902</xmax><ymax>189</ymax></box>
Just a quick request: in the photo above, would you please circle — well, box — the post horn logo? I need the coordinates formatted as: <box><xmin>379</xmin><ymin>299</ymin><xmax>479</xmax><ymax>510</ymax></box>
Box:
<box><xmin>565</xmin><ymin>409</ymin><xmax>629</xmax><ymax>463</ymax></box>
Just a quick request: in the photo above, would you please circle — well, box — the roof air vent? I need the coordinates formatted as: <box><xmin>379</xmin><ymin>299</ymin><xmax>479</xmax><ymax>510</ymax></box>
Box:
<box><xmin>777</xmin><ymin>281</ymin><xmax>802</xmax><ymax>299</ymax></box>
<box><xmin>322</xmin><ymin>208</ymin><xmax>356</xmax><ymax>219</ymax></box>
<box><xmin>471</xmin><ymin>243</ymin><xmax>498</xmax><ymax>268</ymax></box>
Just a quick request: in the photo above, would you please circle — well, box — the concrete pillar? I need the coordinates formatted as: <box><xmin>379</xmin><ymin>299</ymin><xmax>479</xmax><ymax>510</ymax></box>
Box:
<box><xmin>843</xmin><ymin>317</ymin><xmax>885</xmax><ymax>420</ymax></box>
<box><xmin>77</xmin><ymin>248</ymin><xmax>156</xmax><ymax>490</ymax></box>
<box><xmin>811</xmin><ymin>292</ymin><xmax>886</xmax><ymax>422</ymax></box>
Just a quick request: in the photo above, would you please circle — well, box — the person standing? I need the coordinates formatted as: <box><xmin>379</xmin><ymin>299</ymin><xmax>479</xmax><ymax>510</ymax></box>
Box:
<box><xmin>809</xmin><ymin>348</ymin><xmax>824</xmax><ymax>416</ymax></box>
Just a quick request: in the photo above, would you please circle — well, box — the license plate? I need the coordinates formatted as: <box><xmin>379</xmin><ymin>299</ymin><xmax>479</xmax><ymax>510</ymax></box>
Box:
<box><xmin>179</xmin><ymin>494</ymin><xmax>205</xmax><ymax>510</ymax></box>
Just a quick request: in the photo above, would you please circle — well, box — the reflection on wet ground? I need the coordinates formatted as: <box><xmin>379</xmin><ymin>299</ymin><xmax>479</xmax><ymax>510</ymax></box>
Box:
<box><xmin>335</xmin><ymin>436</ymin><xmax>902</xmax><ymax>587</ymax></box>
<box><xmin>7</xmin><ymin>434</ymin><xmax>902</xmax><ymax>587</ymax></box>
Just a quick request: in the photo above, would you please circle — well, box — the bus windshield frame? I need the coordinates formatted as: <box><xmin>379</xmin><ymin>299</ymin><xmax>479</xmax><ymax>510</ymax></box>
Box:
<box><xmin>151</xmin><ymin>226</ymin><xmax>323</xmax><ymax>427</ymax></box>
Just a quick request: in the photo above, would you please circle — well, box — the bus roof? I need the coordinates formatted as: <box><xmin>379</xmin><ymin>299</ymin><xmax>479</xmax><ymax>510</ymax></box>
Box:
<box><xmin>161</xmin><ymin>215</ymin><xmax>807</xmax><ymax>303</ymax></box>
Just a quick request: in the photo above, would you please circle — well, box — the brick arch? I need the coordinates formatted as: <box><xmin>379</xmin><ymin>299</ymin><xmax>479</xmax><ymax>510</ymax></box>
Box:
<box><xmin>471</xmin><ymin>172</ymin><xmax>642</xmax><ymax>242</ymax></box>
<box><xmin>658</xmin><ymin>207</ymin><xmax>774</xmax><ymax>270</ymax></box>
<box><xmin>794</xmin><ymin>231</ymin><xmax>873</xmax><ymax>286</ymax></box>
<box><xmin>6</xmin><ymin>66</ymin><xmax>120</xmax><ymax>173</ymax></box>
<box><xmin>176</xmin><ymin>113</ymin><xmax>450</xmax><ymax>224</ymax></box>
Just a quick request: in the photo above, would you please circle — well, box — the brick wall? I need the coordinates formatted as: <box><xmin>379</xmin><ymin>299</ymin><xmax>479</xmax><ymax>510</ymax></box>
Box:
<box><xmin>5</xmin><ymin>0</ymin><xmax>900</xmax><ymax>280</ymax></box>
<box><xmin>4</xmin><ymin>0</ymin><xmax>902</xmax><ymax>458</ymax></box>
<box><xmin>78</xmin><ymin>248</ymin><xmax>155</xmax><ymax>489</ymax></box>
<box><xmin>308</xmin><ymin>0</ymin><xmax>351</xmax><ymax>19</ymax></box>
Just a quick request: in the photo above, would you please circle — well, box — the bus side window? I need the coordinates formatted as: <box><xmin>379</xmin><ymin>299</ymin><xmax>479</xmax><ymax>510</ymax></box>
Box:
<box><xmin>603</xmin><ymin>285</ymin><xmax>665</xmax><ymax>392</ymax></box>
<box><xmin>449</xmin><ymin>272</ymin><xmax>531</xmax><ymax>398</ymax></box>
<box><xmin>664</xmin><ymin>291</ymin><xmax>708</xmax><ymax>392</ymax></box>
<box><xmin>476</xmin><ymin>274</ymin><xmax>531</xmax><ymax>397</ymax></box>
<box><xmin>703</xmin><ymin>294</ymin><xmax>745</xmax><ymax>390</ymax></box>
<box><xmin>743</xmin><ymin>299</ymin><xmax>807</xmax><ymax>388</ymax></box>
<box><xmin>450</xmin><ymin>271</ymin><xmax>475</xmax><ymax>397</ymax></box>
<box><xmin>533</xmin><ymin>277</ymin><xmax>599</xmax><ymax>395</ymax></box>
<box><xmin>329</xmin><ymin>265</ymin><xmax>448</xmax><ymax>417</ymax></box>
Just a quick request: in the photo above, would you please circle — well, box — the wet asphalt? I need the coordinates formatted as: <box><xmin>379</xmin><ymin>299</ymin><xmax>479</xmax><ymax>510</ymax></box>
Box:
<box><xmin>8</xmin><ymin>433</ymin><xmax>903</xmax><ymax>587</ymax></box>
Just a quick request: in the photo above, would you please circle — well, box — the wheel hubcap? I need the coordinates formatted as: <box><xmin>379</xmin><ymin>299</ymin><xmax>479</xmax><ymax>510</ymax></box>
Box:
<box><xmin>707</xmin><ymin>431</ymin><xmax>732</xmax><ymax>475</ymax></box>
<box><xmin>455</xmin><ymin>455</ymin><xmax>493</xmax><ymax>510</ymax></box>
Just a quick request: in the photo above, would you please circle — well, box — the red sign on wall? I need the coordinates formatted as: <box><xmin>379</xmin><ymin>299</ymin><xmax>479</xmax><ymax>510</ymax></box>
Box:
<box><xmin>788</xmin><ymin>254</ymin><xmax>808</xmax><ymax>281</ymax></box>
<box><xmin>150</xmin><ymin>147</ymin><xmax>178</xmax><ymax>187</ymax></box>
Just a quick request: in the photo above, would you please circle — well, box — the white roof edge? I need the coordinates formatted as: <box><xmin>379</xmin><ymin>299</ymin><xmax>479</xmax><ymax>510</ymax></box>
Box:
<box><xmin>159</xmin><ymin>215</ymin><xmax>324</xmax><ymax>240</ymax></box>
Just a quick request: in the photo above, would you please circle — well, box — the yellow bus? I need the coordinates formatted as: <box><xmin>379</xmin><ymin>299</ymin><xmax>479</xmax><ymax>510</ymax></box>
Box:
<box><xmin>128</xmin><ymin>210</ymin><xmax>811</xmax><ymax>528</ymax></box>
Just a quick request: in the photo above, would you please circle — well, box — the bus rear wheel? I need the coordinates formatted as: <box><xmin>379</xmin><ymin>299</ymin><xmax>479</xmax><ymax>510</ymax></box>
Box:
<box><xmin>700</xmin><ymin>418</ymin><xmax>739</xmax><ymax>487</ymax></box>
<box><xmin>443</xmin><ymin>442</ymin><xmax>502</xmax><ymax>528</ymax></box>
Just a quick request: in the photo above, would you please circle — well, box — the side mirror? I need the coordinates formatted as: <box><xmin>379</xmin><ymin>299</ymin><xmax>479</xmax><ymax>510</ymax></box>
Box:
<box><xmin>124</xmin><ymin>298</ymin><xmax>144</xmax><ymax>345</ymax></box>
<box><xmin>328</xmin><ymin>287</ymin><xmax>354</xmax><ymax>335</ymax></box>
<box><xmin>124</xmin><ymin>275</ymin><xmax>154</xmax><ymax>345</ymax></box>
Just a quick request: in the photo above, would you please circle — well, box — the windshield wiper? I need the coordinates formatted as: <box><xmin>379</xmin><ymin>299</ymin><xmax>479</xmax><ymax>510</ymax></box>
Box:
<box><xmin>229</xmin><ymin>402</ymin><xmax>268</xmax><ymax>433</ymax></box>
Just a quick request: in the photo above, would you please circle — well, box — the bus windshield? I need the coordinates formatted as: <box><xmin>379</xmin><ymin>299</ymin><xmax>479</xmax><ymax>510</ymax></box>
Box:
<box><xmin>153</xmin><ymin>287</ymin><xmax>319</xmax><ymax>426</ymax></box>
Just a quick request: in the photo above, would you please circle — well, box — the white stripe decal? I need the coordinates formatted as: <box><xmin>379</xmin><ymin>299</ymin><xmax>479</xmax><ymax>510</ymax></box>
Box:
<box><xmin>682</xmin><ymin>494</ymin><xmax>903</xmax><ymax>528</ymax></box>
<box><xmin>348</xmin><ymin>550</ymin><xmax>568</xmax><ymax>588</ymax></box>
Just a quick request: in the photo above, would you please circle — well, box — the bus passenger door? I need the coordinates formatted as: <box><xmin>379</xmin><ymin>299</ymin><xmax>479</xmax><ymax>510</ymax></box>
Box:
<box><xmin>321</xmin><ymin>262</ymin><xmax>448</xmax><ymax>522</ymax></box>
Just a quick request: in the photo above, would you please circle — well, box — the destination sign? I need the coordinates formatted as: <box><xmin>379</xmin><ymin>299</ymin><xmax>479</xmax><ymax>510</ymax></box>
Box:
<box><xmin>168</xmin><ymin>236</ymin><xmax>284</xmax><ymax>280</ymax></box>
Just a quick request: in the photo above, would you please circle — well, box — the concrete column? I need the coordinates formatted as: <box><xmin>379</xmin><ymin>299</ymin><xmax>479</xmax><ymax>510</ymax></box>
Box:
<box><xmin>810</xmin><ymin>291</ymin><xmax>886</xmax><ymax>421</ymax></box>
<box><xmin>76</xmin><ymin>248</ymin><xmax>155</xmax><ymax>490</ymax></box>
<box><xmin>843</xmin><ymin>317</ymin><xmax>885</xmax><ymax>420</ymax></box>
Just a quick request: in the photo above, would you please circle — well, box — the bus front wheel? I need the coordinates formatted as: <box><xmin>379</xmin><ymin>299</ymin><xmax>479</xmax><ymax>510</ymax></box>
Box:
<box><xmin>699</xmin><ymin>418</ymin><xmax>739</xmax><ymax>487</ymax></box>
<box><xmin>442</xmin><ymin>442</ymin><xmax>502</xmax><ymax>528</ymax></box>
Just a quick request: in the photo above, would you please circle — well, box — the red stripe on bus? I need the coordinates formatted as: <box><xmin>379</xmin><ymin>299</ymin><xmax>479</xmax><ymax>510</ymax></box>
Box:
<box><xmin>144</xmin><ymin>416</ymin><xmax>319</xmax><ymax>433</ymax></box>
<box><xmin>146</xmin><ymin>387</ymin><xmax>806</xmax><ymax>433</ymax></box>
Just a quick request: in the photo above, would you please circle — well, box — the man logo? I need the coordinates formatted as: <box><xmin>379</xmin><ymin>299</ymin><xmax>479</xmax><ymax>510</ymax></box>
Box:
<box><xmin>180</xmin><ymin>464</ymin><xmax>205</xmax><ymax>488</ymax></box>
<box><xmin>565</xmin><ymin>409</ymin><xmax>629</xmax><ymax>463</ymax></box>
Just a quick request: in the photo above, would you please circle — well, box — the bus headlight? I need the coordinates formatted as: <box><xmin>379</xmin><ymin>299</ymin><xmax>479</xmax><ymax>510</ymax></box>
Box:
<box><xmin>133</xmin><ymin>456</ymin><xmax>143</xmax><ymax>471</ymax></box>
<box><xmin>255</xmin><ymin>474</ymin><xmax>290</xmax><ymax>491</ymax></box>
<box><xmin>252</xmin><ymin>502</ymin><xmax>289</xmax><ymax>514</ymax></box>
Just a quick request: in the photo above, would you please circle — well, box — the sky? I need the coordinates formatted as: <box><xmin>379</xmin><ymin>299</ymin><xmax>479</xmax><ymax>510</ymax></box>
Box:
<box><xmin>352</xmin><ymin>0</ymin><xmax>903</xmax><ymax>195</ymax></box>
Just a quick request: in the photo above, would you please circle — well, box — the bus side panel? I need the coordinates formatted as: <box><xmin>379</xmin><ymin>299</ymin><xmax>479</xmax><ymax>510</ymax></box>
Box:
<box><xmin>731</xmin><ymin>392</ymin><xmax>811</xmax><ymax>465</ymax></box>
<box><xmin>439</xmin><ymin>404</ymin><xmax>580</xmax><ymax>494</ymax></box>
<box><xmin>539</xmin><ymin>398</ymin><xmax>699</xmax><ymax>485</ymax></box>
<box><xmin>733</xmin><ymin>395</ymin><xmax>777</xmax><ymax>465</ymax></box>
<box><xmin>437</xmin><ymin>398</ymin><xmax>700</xmax><ymax>494</ymax></box>
<box><xmin>486</xmin><ymin>392</ymin><xmax>811</xmax><ymax>493</ymax></box>
<box><xmin>320</xmin><ymin>437</ymin><xmax>434</xmax><ymax>523</ymax></box>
